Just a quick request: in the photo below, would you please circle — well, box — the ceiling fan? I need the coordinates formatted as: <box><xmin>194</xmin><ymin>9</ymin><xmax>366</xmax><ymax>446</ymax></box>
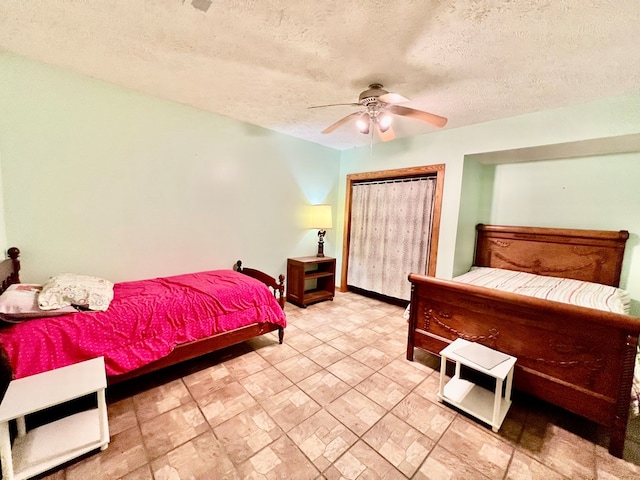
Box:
<box><xmin>310</xmin><ymin>83</ymin><xmax>448</xmax><ymax>142</ymax></box>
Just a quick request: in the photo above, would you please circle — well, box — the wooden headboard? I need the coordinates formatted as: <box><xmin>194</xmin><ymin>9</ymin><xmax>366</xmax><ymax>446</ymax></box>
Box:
<box><xmin>474</xmin><ymin>225</ymin><xmax>629</xmax><ymax>287</ymax></box>
<box><xmin>0</xmin><ymin>248</ymin><xmax>21</xmax><ymax>294</ymax></box>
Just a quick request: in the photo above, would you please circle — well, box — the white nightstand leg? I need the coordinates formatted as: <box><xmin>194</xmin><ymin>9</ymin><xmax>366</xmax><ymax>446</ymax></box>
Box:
<box><xmin>16</xmin><ymin>415</ymin><xmax>26</xmax><ymax>437</ymax></box>
<box><xmin>438</xmin><ymin>355</ymin><xmax>447</xmax><ymax>400</ymax></box>
<box><xmin>505</xmin><ymin>369</ymin><xmax>514</xmax><ymax>403</ymax></box>
<box><xmin>492</xmin><ymin>378</ymin><xmax>504</xmax><ymax>432</ymax></box>
<box><xmin>97</xmin><ymin>388</ymin><xmax>110</xmax><ymax>450</ymax></box>
<box><xmin>0</xmin><ymin>420</ymin><xmax>14</xmax><ymax>480</ymax></box>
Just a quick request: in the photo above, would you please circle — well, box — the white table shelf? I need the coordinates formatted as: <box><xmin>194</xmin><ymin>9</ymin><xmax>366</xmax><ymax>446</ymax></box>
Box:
<box><xmin>0</xmin><ymin>357</ymin><xmax>109</xmax><ymax>480</ymax></box>
<box><xmin>438</xmin><ymin>338</ymin><xmax>517</xmax><ymax>432</ymax></box>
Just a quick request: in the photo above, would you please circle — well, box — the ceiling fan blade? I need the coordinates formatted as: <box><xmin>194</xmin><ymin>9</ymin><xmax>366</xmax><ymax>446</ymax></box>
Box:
<box><xmin>321</xmin><ymin>112</ymin><xmax>361</xmax><ymax>134</ymax></box>
<box><xmin>377</xmin><ymin>124</ymin><xmax>396</xmax><ymax>142</ymax></box>
<box><xmin>387</xmin><ymin>105</ymin><xmax>448</xmax><ymax>128</ymax></box>
<box><xmin>309</xmin><ymin>102</ymin><xmax>361</xmax><ymax>109</ymax></box>
<box><xmin>378</xmin><ymin>92</ymin><xmax>409</xmax><ymax>104</ymax></box>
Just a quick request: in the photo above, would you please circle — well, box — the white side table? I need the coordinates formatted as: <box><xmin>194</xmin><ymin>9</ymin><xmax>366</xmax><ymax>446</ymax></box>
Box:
<box><xmin>0</xmin><ymin>357</ymin><xmax>109</xmax><ymax>480</ymax></box>
<box><xmin>438</xmin><ymin>338</ymin><xmax>517</xmax><ymax>432</ymax></box>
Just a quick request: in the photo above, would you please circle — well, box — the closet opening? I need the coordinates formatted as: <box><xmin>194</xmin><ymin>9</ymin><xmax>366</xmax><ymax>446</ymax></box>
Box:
<box><xmin>341</xmin><ymin>164</ymin><xmax>445</xmax><ymax>303</ymax></box>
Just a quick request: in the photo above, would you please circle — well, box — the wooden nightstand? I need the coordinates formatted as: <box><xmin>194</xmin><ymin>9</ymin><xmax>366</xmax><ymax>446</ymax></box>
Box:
<box><xmin>286</xmin><ymin>256</ymin><xmax>336</xmax><ymax>307</ymax></box>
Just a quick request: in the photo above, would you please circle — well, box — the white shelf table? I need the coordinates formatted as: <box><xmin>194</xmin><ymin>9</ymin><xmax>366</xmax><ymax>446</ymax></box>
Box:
<box><xmin>438</xmin><ymin>338</ymin><xmax>517</xmax><ymax>432</ymax></box>
<box><xmin>0</xmin><ymin>357</ymin><xmax>109</xmax><ymax>480</ymax></box>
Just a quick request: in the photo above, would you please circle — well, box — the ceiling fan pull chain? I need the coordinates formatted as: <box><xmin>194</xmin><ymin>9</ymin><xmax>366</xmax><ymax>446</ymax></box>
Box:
<box><xmin>370</xmin><ymin>128</ymin><xmax>374</xmax><ymax>157</ymax></box>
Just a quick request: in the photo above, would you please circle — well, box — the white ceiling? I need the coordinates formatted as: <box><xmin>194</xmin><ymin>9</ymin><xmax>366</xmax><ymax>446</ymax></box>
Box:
<box><xmin>1</xmin><ymin>1</ymin><xmax>639</xmax><ymax>150</ymax></box>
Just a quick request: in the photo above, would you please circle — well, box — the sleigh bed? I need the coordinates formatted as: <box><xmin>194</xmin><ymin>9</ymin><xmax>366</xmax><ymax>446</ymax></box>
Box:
<box><xmin>0</xmin><ymin>249</ymin><xmax>286</xmax><ymax>388</ymax></box>
<box><xmin>406</xmin><ymin>224</ymin><xmax>640</xmax><ymax>458</ymax></box>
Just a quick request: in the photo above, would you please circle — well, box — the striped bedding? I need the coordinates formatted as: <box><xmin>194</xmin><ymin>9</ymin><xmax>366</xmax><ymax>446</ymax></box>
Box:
<box><xmin>453</xmin><ymin>266</ymin><xmax>630</xmax><ymax>314</ymax></box>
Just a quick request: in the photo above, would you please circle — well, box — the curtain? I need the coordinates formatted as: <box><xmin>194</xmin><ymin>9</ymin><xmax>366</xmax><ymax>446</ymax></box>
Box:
<box><xmin>347</xmin><ymin>176</ymin><xmax>436</xmax><ymax>301</ymax></box>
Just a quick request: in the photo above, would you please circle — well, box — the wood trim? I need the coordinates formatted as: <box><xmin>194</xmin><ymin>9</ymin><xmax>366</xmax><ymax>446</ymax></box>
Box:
<box><xmin>340</xmin><ymin>178</ymin><xmax>354</xmax><ymax>292</ymax></box>
<box><xmin>340</xmin><ymin>164</ymin><xmax>445</xmax><ymax>292</ymax></box>
<box><xmin>428</xmin><ymin>168</ymin><xmax>445</xmax><ymax>276</ymax></box>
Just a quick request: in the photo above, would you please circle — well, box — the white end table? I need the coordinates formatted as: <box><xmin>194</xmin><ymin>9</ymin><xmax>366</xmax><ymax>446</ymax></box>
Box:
<box><xmin>0</xmin><ymin>357</ymin><xmax>109</xmax><ymax>480</ymax></box>
<box><xmin>438</xmin><ymin>338</ymin><xmax>517</xmax><ymax>432</ymax></box>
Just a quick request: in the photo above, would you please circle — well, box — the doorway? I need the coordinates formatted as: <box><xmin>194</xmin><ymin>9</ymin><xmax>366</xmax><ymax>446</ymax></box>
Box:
<box><xmin>341</xmin><ymin>164</ymin><xmax>445</xmax><ymax>301</ymax></box>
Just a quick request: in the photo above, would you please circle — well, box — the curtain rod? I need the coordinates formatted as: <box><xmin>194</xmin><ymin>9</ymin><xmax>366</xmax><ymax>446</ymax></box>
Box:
<box><xmin>354</xmin><ymin>175</ymin><xmax>435</xmax><ymax>186</ymax></box>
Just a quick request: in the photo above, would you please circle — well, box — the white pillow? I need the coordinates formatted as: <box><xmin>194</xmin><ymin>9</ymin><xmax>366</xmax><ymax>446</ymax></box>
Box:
<box><xmin>0</xmin><ymin>284</ymin><xmax>77</xmax><ymax>319</ymax></box>
<box><xmin>39</xmin><ymin>274</ymin><xmax>114</xmax><ymax>312</ymax></box>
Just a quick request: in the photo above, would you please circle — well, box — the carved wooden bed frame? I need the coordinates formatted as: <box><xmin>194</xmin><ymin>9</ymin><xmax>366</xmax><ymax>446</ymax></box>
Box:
<box><xmin>406</xmin><ymin>224</ymin><xmax>639</xmax><ymax>458</ymax></box>
<box><xmin>0</xmin><ymin>249</ymin><xmax>285</xmax><ymax>386</ymax></box>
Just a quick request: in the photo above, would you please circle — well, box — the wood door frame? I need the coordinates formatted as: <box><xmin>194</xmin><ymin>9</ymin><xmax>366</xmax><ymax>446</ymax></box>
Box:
<box><xmin>340</xmin><ymin>164</ymin><xmax>445</xmax><ymax>292</ymax></box>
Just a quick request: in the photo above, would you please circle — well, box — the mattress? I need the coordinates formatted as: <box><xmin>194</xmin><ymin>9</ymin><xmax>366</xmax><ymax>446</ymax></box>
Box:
<box><xmin>453</xmin><ymin>266</ymin><xmax>630</xmax><ymax>314</ymax></box>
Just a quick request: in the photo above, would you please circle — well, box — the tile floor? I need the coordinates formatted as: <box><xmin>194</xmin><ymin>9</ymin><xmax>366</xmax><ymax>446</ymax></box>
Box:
<box><xmin>38</xmin><ymin>291</ymin><xmax>640</xmax><ymax>479</ymax></box>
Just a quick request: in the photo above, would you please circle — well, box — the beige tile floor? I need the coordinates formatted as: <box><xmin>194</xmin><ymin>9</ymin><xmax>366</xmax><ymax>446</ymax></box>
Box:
<box><xmin>38</xmin><ymin>291</ymin><xmax>640</xmax><ymax>479</ymax></box>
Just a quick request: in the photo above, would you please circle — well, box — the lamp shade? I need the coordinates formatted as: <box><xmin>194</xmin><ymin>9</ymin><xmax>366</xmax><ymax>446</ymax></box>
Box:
<box><xmin>310</xmin><ymin>204</ymin><xmax>332</xmax><ymax>230</ymax></box>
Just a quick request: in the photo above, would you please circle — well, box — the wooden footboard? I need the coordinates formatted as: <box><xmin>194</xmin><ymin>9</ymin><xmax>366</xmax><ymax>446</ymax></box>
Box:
<box><xmin>235</xmin><ymin>260</ymin><xmax>285</xmax><ymax>310</ymax></box>
<box><xmin>406</xmin><ymin>273</ymin><xmax>640</xmax><ymax>458</ymax></box>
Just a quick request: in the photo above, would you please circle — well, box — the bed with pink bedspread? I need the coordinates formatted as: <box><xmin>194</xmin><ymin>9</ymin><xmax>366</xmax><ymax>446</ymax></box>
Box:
<box><xmin>0</xmin><ymin>251</ymin><xmax>286</xmax><ymax>386</ymax></box>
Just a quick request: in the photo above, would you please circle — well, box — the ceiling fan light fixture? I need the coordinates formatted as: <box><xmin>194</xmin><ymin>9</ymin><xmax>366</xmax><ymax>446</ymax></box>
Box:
<box><xmin>314</xmin><ymin>84</ymin><xmax>448</xmax><ymax>141</ymax></box>
<box><xmin>378</xmin><ymin>113</ymin><xmax>392</xmax><ymax>132</ymax></box>
<box><xmin>356</xmin><ymin>114</ymin><xmax>370</xmax><ymax>134</ymax></box>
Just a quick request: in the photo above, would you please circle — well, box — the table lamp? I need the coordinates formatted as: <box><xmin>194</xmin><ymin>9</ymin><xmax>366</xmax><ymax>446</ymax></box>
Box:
<box><xmin>310</xmin><ymin>204</ymin><xmax>332</xmax><ymax>257</ymax></box>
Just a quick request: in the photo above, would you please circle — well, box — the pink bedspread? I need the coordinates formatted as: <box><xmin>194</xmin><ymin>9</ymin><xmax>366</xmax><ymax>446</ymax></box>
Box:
<box><xmin>0</xmin><ymin>270</ymin><xmax>286</xmax><ymax>379</ymax></box>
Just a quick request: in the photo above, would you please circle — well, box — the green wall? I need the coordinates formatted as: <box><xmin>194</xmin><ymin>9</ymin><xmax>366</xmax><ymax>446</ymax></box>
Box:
<box><xmin>0</xmin><ymin>54</ymin><xmax>340</xmax><ymax>282</ymax></box>
<box><xmin>453</xmin><ymin>159</ymin><xmax>495</xmax><ymax>276</ymax></box>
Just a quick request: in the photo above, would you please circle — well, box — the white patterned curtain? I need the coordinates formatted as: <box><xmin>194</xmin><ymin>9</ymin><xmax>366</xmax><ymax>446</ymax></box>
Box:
<box><xmin>347</xmin><ymin>176</ymin><xmax>436</xmax><ymax>301</ymax></box>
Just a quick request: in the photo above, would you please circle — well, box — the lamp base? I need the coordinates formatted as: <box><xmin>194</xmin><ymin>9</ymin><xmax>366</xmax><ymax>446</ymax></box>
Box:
<box><xmin>317</xmin><ymin>230</ymin><xmax>326</xmax><ymax>257</ymax></box>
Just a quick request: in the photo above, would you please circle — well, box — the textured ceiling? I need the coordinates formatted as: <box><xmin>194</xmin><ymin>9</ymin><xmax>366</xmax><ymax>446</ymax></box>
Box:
<box><xmin>1</xmin><ymin>1</ymin><xmax>639</xmax><ymax>150</ymax></box>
